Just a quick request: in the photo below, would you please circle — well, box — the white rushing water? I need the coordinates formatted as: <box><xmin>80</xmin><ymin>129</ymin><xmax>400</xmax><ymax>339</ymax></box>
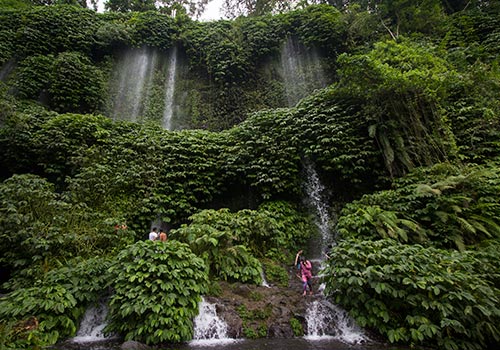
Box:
<box><xmin>261</xmin><ymin>269</ymin><xmax>271</xmax><ymax>288</ymax></box>
<box><xmin>191</xmin><ymin>297</ymin><xmax>236</xmax><ymax>346</ymax></box>
<box><xmin>72</xmin><ymin>302</ymin><xmax>110</xmax><ymax>343</ymax></box>
<box><xmin>110</xmin><ymin>47</ymin><xmax>159</xmax><ymax>122</ymax></box>
<box><xmin>162</xmin><ymin>46</ymin><xmax>178</xmax><ymax>130</ymax></box>
<box><xmin>302</xmin><ymin>161</ymin><xmax>367</xmax><ymax>343</ymax></box>
<box><xmin>305</xmin><ymin>300</ymin><xmax>368</xmax><ymax>344</ymax></box>
<box><xmin>279</xmin><ymin>36</ymin><xmax>328</xmax><ymax>107</ymax></box>
<box><xmin>303</xmin><ymin>161</ymin><xmax>333</xmax><ymax>258</ymax></box>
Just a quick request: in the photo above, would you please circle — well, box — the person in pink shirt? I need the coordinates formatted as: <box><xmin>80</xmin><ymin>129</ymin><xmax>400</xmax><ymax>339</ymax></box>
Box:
<box><xmin>299</xmin><ymin>256</ymin><xmax>313</xmax><ymax>296</ymax></box>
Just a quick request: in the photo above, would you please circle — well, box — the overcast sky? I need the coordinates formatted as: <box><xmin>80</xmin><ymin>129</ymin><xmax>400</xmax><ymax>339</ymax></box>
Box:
<box><xmin>97</xmin><ymin>0</ymin><xmax>225</xmax><ymax>21</ymax></box>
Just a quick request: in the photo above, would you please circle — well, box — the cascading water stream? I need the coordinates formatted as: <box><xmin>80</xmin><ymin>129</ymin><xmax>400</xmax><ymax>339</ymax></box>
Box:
<box><xmin>302</xmin><ymin>161</ymin><xmax>367</xmax><ymax>344</ymax></box>
<box><xmin>305</xmin><ymin>300</ymin><xmax>368</xmax><ymax>344</ymax></box>
<box><xmin>162</xmin><ymin>46</ymin><xmax>178</xmax><ymax>130</ymax></box>
<box><xmin>109</xmin><ymin>47</ymin><xmax>159</xmax><ymax>123</ymax></box>
<box><xmin>303</xmin><ymin>161</ymin><xmax>333</xmax><ymax>259</ymax></box>
<box><xmin>191</xmin><ymin>297</ymin><xmax>235</xmax><ymax>345</ymax></box>
<box><xmin>71</xmin><ymin>301</ymin><xmax>111</xmax><ymax>343</ymax></box>
<box><xmin>279</xmin><ymin>36</ymin><xmax>328</xmax><ymax>107</ymax></box>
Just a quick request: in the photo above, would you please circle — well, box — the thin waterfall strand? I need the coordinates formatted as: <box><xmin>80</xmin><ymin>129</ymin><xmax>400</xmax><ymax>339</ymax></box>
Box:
<box><xmin>279</xmin><ymin>37</ymin><xmax>328</xmax><ymax>107</ymax></box>
<box><xmin>110</xmin><ymin>48</ymin><xmax>158</xmax><ymax>122</ymax></box>
<box><xmin>162</xmin><ymin>46</ymin><xmax>178</xmax><ymax>130</ymax></box>
<box><xmin>303</xmin><ymin>161</ymin><xmax>333</xmax><ymax>256</ymax></box>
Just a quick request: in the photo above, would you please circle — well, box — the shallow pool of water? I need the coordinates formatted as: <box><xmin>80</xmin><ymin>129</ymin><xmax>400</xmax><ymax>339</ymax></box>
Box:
<box><xmin>52</xmin><ymin>337</ymin><xmax>416</xmax><ymax>350</ymax></box>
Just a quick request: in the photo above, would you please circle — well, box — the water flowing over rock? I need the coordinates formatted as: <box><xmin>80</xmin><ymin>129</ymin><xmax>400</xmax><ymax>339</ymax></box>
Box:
<box><xmin>303</xmin><ymin>161</ymin><xmax>333</xmax><ymax>259</ymax></box>
<box><xmin>191</xmin><ymin>297</ymin><xmax>236</xmax><ymax>346</ymax></box>
<box><xmin>279</xmin><ymin>36</ymin><xmax>328</xmax><ymax>107</ymax></box>
<box><xmin>162</xmin><ymin>46</ymin><xmax>178</xmax><ymax>130</ymax></box>
<box><xmin>71</xmin><ymin>301</ymin><xmax>110</xmax><ymax>343</ymax></box>
<box><xmin>107</xmin><ymin>47</ymin><xmax>183</xmax><ymax>129</ymax></box>
<box><xmin>305</xmin><ymin>299</ymin><xmax>368</xmax><ymax>344</ymax></box>
<box><xmin>109</xmin><ymin>47</ymin><xmax>159</xmax><ymax>123</ymax></box>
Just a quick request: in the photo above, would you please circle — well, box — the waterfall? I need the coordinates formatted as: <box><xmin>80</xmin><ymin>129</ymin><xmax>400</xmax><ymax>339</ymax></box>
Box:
<box><xmin>109</xmin><ymin>47</ymin><xmax>159</xmax><ymax>123</ymax></box>
<box><xmin>279</xmin><ymin>36</ymin><xmax>328</xmax><ymax>107</ymax></box>
<box><xmin>302</xmin><ymin>161</ymin><xmax>368</xmax><ymax>343</ymax></box>
<box><xmin>305</xmin><ymin>300</ymin><xmax>368</xmax><ymax>344</ymax></box>
<box><xmin>191</xmin><ymin>297</ymin><xmax>235</xmax><ymax>345</ymax></box>
<box><xmin>162</xmin><ymin>46</ymin><xmax>178</xmax><ymax>130</ymax></box>
<box><xmin>72</xmin><ymin>301</ymin><xmax>110</xmax><ymax>343</ymax></box>
<box><xmin>261</xmin><ymin>269</ymin><xmax>270</xmax><ymax>288</ymax></box>
<box><xmin>303</xmin><ymin>161</ymin><xmax>333</xmax><ymax>258</ymax></box>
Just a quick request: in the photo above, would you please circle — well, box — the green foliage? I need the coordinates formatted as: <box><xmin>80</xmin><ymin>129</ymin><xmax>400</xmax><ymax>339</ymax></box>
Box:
<box><xmin>174</xmin><ymin>201</ymin><xmax>312</xmax><ymax>258</ymax></box>
<box><xmin>107</xmin><ymin>240</ymin><xmax>208</xmax><ymax>344</ymax></box>
<box><xmin>13</xmin><ymin>52</ymin><xmax>105</xmax><ymax>113</ymax></box>
<box><xmin>336</xmin><ymin>38</ymin><xmax>459</xmax><ymax>176</ymax></box>
<box><xmin>0</xmin><ymin>285</ymin><xmax>78</xmax><ymax>348</ymax></box>
<box><xmin>0</xmin><ymin>6</ymin><xmax>98</xmax><ymax>58</ymax></box>
<box><xmin>127</xmin><ymin>11</ymin><xmax>177</xmax><ymax>49</ymax></box>
<box><xmin>0</xmin><ymin>256</ymin><xmax>112</xmax><ymax>348</ymax></box>
<box><xmin>14</xmin><ymin>54</ymin><xmax>54</xmax><ymax>100</ymax></box>
<box><xmin>0</xmin><ymin>174</ymin><xmax>134</xmax><ymax>272</ymax></box>
<box><xmin>49</xmin><ymin>52</ymin><xmax>105</xmax><ymax>113</ymax></box>
<box><xmin>289</xmin><ymin>317</ymin><xmax>303</xmax><ymax>337</ymax></box>
<box><xmin>172</xmin><ymin>209</ymin><xmax>264</xmax><ymax>284</ymax></box>
<box><xmin>261</xmin><ymin>259</ymin><xmax>289</xmax><ymax>287</ymax></box>
<box><xmin>323</xmin><ymin>238</ymin><xmax>500</xmax><ymax>350</ymax></box>
<box><xmin>227</xmin><ymin>89</ymin><xmax>384</xmax><ymax>196</ymax></box>
<box><xmin>337</xmin><ymin>163</ymin><xmax>500</xmax><ymax>249</ymax></box>
<box><xmin>287</xmin><ymin>4</ymin><xmax>345</xmax><ymax>54</ymax></box>
<box><xmin>237</xmin><ymin>303</ymin><xmax>272</xmax><ymax>339</ymax></box>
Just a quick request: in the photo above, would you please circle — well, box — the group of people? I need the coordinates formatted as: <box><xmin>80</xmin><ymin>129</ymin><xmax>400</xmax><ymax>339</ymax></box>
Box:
<box><xmin>148</xmin><ymin>227</ymin><xmax>168</xmax><ymax>242</ymax></box>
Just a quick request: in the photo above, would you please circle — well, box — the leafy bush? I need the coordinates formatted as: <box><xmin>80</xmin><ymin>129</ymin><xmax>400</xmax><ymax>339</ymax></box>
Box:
<box><xmin>107</xmin><ymin>240</ymin><xmax>208</xmax><ymax>344</ymax></box>
<box><xmin>337</xmin><ymin>163</ymin><xmax>500</xmax><ymax>249</ymax></box>
<box><xmin>172</xmin><ymin>209</ymin><xmax>264</xmax><ymax>284</ymax></box>
<box><xmin>14</xmin><ymin>54</ymin><xmax>54</xmax><ymax>100</ymax></box>
<box><xmin>261</xmin><ymin>259</ymin><xmax>288</xmax><ymax>287</ymax></box>
<box><xmin>0</xmin><ymin>255</ymin><xmax>112</xmax><ymax>348</ymax></box>
<box><xmin>0</xmin><ymin>285</ymin><xmax>78</xmax><ymax>348</ymax></box>
<box><xmin>323</xmin><ymin>238</ymin><xmax>500</xmax><ymax>350</ymax></box>
<box><xmin>336</xmin><ymin>38</ymin><xmax>458</xmax><ymax>177</ymax></box>
<box><xmin>49</xmin><ymin>52</ymin><xmax>105</xmax><ymax>113</ymax></box>
<box><xmin>0</xmin><ymin>174</ymin><xmax>134</xmax><ymax>272</ymax></box>
<box><xmin>172</xmin><ymin>201</ymin><xmax>313</xmax><ymax>271</ymax></box>
<box><xmin>6</xmin><ymin>6</ymin><xmax>98</xmax><ymax>57</ymax></box>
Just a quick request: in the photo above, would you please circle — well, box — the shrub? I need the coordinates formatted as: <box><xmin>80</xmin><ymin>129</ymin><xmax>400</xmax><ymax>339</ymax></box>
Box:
<box><xmin>322</xmin><ymin>238</ymin><xmax>500</xmax><ymax>350</ymax></box>
<box><xmin>107</xmin><ymin>240</ymin><xmax>208</xmax><ymax>344</ymax></box>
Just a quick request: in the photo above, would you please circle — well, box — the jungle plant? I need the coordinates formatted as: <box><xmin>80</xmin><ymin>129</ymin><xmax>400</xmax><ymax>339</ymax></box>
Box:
<box><xmin>336</xmin><ymin>38</ymin><xmax>458</xmax><ymax>177</ymax></box>
<box><xmin>322</xmin><ymin>238</ymin><xmax>500</xmax><ymax>350</ymax></box>
<box><xmin>0</xmin><ymin>285</ymin><xmax>80</xmax><ymax>348</ymax></box>
<box><xmin>0</xmin><ymin>174</ymin><xmax>134</xmax><ymax>274</ymax></box>
<box><xmin>0</xmin><ymin>255</ymin><xmax>114</xmax><ymax>348</ymax></box>
<box><xmin>289</xmin><ymin>317</ymin><xmax>303</xmax><ymax>337</ymax></box>
<box><xmin>336</xmin><ymin>163</ymin><xmax>500</xmax><ymax>249</ymax></box>
<box><xmin>107</xmin><ymin>240</ymin><xmax>209</xmax><ymax>344</ymax></box>
<box><xmin>173</xmin><ymin>201</ymin><xmax>313</xmax><ymax>262</ymax></box>
<box><xmin>261</xmin><ymin>259</ymin><xmax>288</xmax><ymax>287</ymax></box>
<box><xmin>337</xmin><ymin>203</ymin><xmax>427</xmax><ymax>243</ymax></box>
<box><xmin>49</xmin><ymin>52</ymin><xmax>105</xmax><ymax>113</ymax></box>
<box><xmin>172</xmin><ymin>214</ymin><xmax>263</xmax><ymax>284</ymax></box>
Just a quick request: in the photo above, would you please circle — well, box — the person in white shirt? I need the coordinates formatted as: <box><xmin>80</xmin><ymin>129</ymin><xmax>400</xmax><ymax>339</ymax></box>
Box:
<box><xmin>149</xmin><ymin>227</ymin><xmax>158</xmax><ymax>241</ymax></box>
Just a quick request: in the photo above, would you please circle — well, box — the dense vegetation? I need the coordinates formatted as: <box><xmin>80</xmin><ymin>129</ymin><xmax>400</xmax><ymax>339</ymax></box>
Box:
<box><xmin>0</xmin><ymin>0</ymin><xmax>500</xmax><ymax>349</ymax></box>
